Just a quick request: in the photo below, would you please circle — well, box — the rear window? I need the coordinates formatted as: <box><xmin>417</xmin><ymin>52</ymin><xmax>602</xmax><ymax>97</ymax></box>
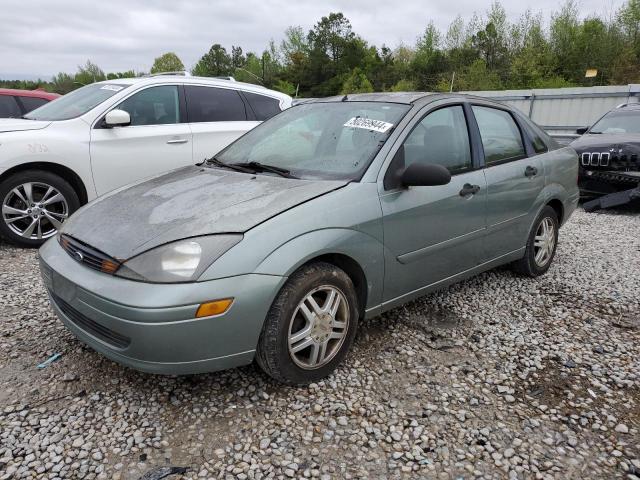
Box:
<box><xmin>244</xmin><ymin>92</ymin><xmax>282</xmax><ymax>120</ymax></box>
<box><xmin>185</xmin><ymin>86</ymin><xmax>247</xmax><ymax>122</ymax></box>
<box><xmin>472</xmin><ymin>106</ymin><xmax>525</xmax><ymax>164</ymax></box>
<box><xmin>0</xmin><ymin>95</ymin><xmax>22</xmax><ymax>118</ymax></box>
<box><xmin>18</xmin><ymin>96</ymin><xmax>49</xmax><ymax>113</ymax></box>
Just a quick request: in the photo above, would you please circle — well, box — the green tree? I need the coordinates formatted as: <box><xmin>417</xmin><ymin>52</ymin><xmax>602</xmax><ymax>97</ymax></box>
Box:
<box><xmin>340</xmin><ymin>68</ymin><xmax>374</xmax><ymax>93</ymax></box>
<box><xmin>51</xmin><ymin>72</ymin><xmax>75</xmax><ymax>94</ymax></box>
<box><xmin>74</xmin><ymin>60</ymin><xmax>106</xmax><ymax>86</ymax></box>
<box><xmin>150</xmin><ymin>52</ymin><xmax>184</xmax><ymax>74</ymax></box>
<box><xmin>231</xmin><ymin>46</ymin><xmax>245</xmax><ymax>68</ymax></box>
<box><xmin>192</xmin><ymin>44</ymin><xmax>233</xmax><ymax>76</ymax></box>
<box><xmin>390</xmin><ymin>79</ymin><xmax>417</xmax><ymax>92</ymax></box>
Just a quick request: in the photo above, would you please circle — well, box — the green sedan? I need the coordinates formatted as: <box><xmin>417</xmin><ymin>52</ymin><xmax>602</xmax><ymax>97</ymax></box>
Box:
<box><xmin>39</xmin><ymin>93</ymin><xmax>580</xmax><ymax>385</ymax></box>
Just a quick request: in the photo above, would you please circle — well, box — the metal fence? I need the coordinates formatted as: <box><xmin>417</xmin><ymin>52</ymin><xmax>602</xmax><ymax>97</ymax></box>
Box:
<box><xmin>463</xmin><ymin>84</ymin><xmax>640</xmax><ymax>144</ymax></box>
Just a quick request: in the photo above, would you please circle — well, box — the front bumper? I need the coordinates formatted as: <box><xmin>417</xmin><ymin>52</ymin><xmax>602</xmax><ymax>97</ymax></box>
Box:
<box><xmin>38</xmin><ymin>238</ymin><xmax>286</xmax><ymax>375</ymax></box>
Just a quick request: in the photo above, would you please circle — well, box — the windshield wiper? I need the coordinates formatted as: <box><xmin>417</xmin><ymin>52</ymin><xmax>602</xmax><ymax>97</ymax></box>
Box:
<box><xmin>199</xmin><ymin>156</ymin><xmax>255</xmax><ymax>173</ymax></box>
<box><xmin>231</xmin><ymin>161</ymin><xmax>299</xmax><ymax>179</ymax></box>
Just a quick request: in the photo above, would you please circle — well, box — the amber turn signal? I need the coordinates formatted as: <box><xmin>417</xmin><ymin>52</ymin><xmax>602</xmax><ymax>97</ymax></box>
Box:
<box><xmin>196</xmin><ymin>298</ymin><xmax>234</xmax><ymax>318</ymax></box>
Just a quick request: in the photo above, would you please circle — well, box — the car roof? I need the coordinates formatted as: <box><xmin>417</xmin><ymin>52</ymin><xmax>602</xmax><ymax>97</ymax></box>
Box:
<box><xmin>93</xmin><ymin>76</ymin><xmax>291</xmax><ymax>100</ymax></box>
<box><xmin>305</xmin><ymin>92</ymin><xmax>506</xmax><ymax>108</ymax></box>
<box><xmin>0</xmin><ymin>88</ymin><xmax>60</xmax><ymax>99</ymax></box>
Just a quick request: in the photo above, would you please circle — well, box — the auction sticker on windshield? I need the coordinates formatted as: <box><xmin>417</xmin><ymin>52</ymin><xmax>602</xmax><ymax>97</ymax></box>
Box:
<box><xmin>100</xmin><ymin>85</ymin><xmax>124</xmax><ymax>92</ymax></box>
<box><xmin>344</xmin><ymin>117</ymin><xmax>393</xmax><ymax>133</ymax></box>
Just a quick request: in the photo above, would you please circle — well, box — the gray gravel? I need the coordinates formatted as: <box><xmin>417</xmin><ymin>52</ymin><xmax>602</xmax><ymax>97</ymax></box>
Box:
<box><xmin>1</xmin><ymin>208</ymin><xmax>639</xmax><ymax>480</ymax></box>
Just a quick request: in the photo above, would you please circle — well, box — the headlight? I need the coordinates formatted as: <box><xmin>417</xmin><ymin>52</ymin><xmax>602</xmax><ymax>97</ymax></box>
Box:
<box><xmin>115</xmin><ymin>235</ymin><xmax>242</xmax><ymax>283</ymax></box>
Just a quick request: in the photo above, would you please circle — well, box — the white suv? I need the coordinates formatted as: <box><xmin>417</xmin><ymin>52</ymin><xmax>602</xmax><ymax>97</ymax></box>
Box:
<box><xmin>0</xmin><ymin>75</ymin><xmax>292</xmax><ymax>247</ymax></box>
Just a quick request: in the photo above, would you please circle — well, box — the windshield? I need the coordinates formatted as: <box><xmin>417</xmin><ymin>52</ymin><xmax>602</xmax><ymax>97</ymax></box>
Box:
<box><xmin>216</xmin><ymin>101</ymin><xmax>410</xmax><ymax>180</ymax></box>
<box><xmin>590</xmin><ymin>109</ymin><xmax>640</xmax><ymax>134</ymax></box>
<box><xmin>24</xmin><ymin>83</ymin><xmax>129</xmax><ymax>121</ymax></box>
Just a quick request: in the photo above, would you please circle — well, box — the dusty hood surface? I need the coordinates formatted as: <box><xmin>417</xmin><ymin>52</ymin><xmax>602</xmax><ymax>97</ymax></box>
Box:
<box><xmin>63</xmin><ymin>166</ymin><xmax>347</xmax><ymax>259</ymax></box>
<box><xmin>0</xmin><ymin>118</ymin><xmax>51</xmax><ymax>133</ymax></box>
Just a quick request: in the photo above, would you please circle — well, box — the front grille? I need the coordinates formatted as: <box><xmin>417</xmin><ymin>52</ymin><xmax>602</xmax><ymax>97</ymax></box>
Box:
<box><xmin>50</xmin><ymin>291</ymin><xmax>131</xmax><ymax>349</ymax></box>
<box><xmin>60</xmin><ymin>235</ymin><xmax>121</xmax><ymax>274</ymax></box>
<box><xmin>580</xmin><ymin>151</ymin><xmax>640</xmax><ymax>170</ymax></box>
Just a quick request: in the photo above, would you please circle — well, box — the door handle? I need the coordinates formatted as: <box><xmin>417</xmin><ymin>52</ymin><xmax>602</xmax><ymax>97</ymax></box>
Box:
<box><xmin>459</xmin><ymin>183</ymin><xmax>480</xmax><ymax>197</ymax></box>
<box><xmin>525</xmin><ymin>166</ymin><xmax>538</xmax><ymax>177</ymax></box>
<box><xmin>167</xmin><ymin>139</ymin><xmax>188</xmax><ymax>144</ymax></box>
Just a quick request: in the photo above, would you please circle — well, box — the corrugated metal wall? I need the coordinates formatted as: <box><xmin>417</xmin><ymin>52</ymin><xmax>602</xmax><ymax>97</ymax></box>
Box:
<box><xmin>463</xmin><ymin>84</ymin><xmax>640</xmax><ymax>143</ymax></box>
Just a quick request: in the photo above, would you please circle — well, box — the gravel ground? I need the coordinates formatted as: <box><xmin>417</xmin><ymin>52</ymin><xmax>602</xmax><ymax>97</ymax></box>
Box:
<box><xmin>0</xmin><ymin>208</ymin><xmax>639</xmax><ymax>480</ymax></box>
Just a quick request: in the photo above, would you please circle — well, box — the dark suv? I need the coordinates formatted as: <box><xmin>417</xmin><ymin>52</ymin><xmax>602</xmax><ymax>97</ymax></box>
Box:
<box><xmin>571</xmin><ymin>103</ymin><xmax>640</xmax><ymax>198</ymax></box>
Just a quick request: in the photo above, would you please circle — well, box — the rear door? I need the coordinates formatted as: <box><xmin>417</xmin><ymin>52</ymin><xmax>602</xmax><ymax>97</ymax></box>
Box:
<box><xmin>90</xmin><ymin>85</ymin><xmax>192</xmax><ymax>195</ymax></box>
<box><xmin>472</xmin><ymin>105</ymin><xmax>545</xmax><ymax>259</ymax></box>
<box><xmin>380</xmin><ymin>104</ymin><xmax>487</xmax><ymax>302</ymax></box>
<box><xmin>184</xmin><ymin>85</ymin><xmax>259</xmax><ymax>163</ymax></box>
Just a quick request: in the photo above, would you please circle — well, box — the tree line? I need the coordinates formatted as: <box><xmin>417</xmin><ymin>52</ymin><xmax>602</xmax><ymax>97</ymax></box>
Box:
<box><xmin>2</xmin><ymin>0</ymin><xmax>639</xmax><ymax>97</ymax></box>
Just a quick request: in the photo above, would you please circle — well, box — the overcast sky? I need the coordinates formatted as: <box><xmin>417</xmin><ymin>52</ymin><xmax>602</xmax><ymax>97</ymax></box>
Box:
<box><xmin>1</xmin><ymin>0</ymin><xmax>623</xmax><ymax>79</ymax></box>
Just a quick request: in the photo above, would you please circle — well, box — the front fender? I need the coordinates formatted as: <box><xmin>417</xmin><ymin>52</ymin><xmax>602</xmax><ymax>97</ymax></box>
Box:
<box><xmin>254</xmin><ymin>228</ymin><xmax>385</xmax><ymax>310</ymax></box>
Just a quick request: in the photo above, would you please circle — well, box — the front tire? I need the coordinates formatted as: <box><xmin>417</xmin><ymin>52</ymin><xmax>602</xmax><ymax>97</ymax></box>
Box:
<box><xmin>256</xmin><ymin>262</ymin><xmax>359</xmax><ymax>386</ymax></box>
<box><xmin>0</xmin><ymin>170</ymin><xmax>80</xmax><ymax>248</ymax></box>
<box><xmin>512</xmin><ymin>206</ymin><xmax>559</xmax><ymax>277</ymax></box>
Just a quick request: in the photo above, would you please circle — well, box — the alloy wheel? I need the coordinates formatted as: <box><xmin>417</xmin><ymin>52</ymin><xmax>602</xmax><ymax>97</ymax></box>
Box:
<box><xmin>2</xmin><ymin>182</ymin><xmax>69</xmax><ymax>240</ymax></box>
<box><xmin>288</xmin><ymin>285</ymin><xmax>350</xmax><ymax>369</ymax></box>
<box><xmin>533</xmin><ymin>217</ymin><xmax>556</xmax><ymax>267</ymax></box>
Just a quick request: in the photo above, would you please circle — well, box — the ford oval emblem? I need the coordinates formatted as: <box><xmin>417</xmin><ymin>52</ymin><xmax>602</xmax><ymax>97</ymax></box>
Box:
<box><xmin>72</xmin><ymin>250</ymin><xmax>84</xmax><ymax>262</ymax></box>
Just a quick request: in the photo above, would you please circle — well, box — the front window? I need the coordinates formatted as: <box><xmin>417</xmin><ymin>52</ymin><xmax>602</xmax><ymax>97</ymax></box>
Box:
<box><xmin>25</xmin><ymin>83</ymin><xmax>129</xmax><ymax>121</ymax></box>
<box><xmin>216</xmin><ymin>101</ymin><xmax>410</xmax><ymax>180</ymax></box>
<box><xmin>118</xmin><ymin>86</ymin><xmax>180</xmax><ymax>126</ymax></box>
<box><xmin>590</xmin><ymin>109</ymin><xmax>640</xmax><ymax>134</ymax></box>
<box><xmin>402</xmin><ymin>105</ymin><xmax>472</xmax><ymax>174</ymax></box>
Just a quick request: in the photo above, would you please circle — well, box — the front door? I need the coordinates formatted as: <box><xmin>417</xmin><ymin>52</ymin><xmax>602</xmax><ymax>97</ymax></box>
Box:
<box><xmin>90</xmin><ymin>85</ymin><xmax>192</xmax><ymax>195</ymax></box>
<box><xmin>380</xmin><ymin>105</ymin><xmax>487</xmax><ymax>303</ymax></box>
<box><xmin>471</xmin><ymin>105</ymin><xmax>545</xmax><ymax>259</ymax></box>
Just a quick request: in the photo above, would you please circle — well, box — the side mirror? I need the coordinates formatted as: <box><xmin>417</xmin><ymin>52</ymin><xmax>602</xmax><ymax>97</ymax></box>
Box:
<box><xmin>401</xmin><ymin>163</ymin><xmax>451</xmax><ymax>187</ymax></box>
<box><xmin>104</xmin><ymin>109</ymin><xmax>131</xmax><ymax>127</ymax></box>
<box><xmin>576</xmin><ymin>127</ymin><xmax>588</xmax><ymax>135</ymax></box>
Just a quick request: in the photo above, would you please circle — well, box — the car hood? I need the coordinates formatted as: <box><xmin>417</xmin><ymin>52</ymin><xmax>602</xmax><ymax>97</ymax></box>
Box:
<box><xmin>62</xmin><ymin>166</ymin><xmax>348</xmax><ymax>260</ymax></box>
<box><xmin>571</xmin><ymin>133</ymin><xmax>640</xmax><ymax>152</ymax></box>
<box><xmin>0</xmin><ymin>118</ymin><xmax>51</xmax><ymax>133</ymax></box>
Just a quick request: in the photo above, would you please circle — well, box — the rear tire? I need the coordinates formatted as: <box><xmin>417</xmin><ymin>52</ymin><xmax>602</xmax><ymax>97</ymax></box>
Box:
<box><xmin>512</xmin><ymin>206</ymin><xmax>559</xmax><ymax>277</ymax></box>
<box><xmin>0</xmin><ymin>170</ymin><xmax>80</xmax><ymax>248</ymax></box>
<box><xmin>256</xmin><ymin>262</ymin><xmax>359</xmax><ymax>386</ymax></box>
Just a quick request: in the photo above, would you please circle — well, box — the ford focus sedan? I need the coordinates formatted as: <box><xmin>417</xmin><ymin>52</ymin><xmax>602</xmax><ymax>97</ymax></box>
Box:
<box><xmin>39</xmin><ymin>93</ymin><xmax>579</xmax><ymax>385</ymax></box>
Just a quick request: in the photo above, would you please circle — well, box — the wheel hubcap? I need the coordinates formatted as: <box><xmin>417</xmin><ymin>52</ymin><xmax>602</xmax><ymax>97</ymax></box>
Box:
<box><xmin>533</xmin><ymin>217</ymin><xmax>556</xmax><ymax>267</ymax></box>
<box><xmin>288</xmin><ymin>285</ymin><xmax>349</xmax><ymax>370</ymax></box>
<box><xmin>2</xmin><ymin>182</ymin><xmax>69</xmax><ymax>240</ymax></box>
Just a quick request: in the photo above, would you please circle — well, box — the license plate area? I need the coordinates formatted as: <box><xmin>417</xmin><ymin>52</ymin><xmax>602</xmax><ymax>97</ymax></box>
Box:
<box><xmin>53</xmin><ymin>272</ymin><xmax>77</xmax><ymax>303</ymax></box>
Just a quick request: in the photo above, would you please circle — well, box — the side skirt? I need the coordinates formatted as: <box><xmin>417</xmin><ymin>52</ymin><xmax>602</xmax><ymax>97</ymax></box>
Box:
<box><xmin>364</xmin><ymin>247</ymin><xmax>525</xmax><ymax>319</ymax></box>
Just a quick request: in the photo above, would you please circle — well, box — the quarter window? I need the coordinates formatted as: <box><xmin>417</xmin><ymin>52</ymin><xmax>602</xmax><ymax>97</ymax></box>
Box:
<box><xmin>402</xmin><ymin>105</ymin><xmax>472</xmax><ymax>174</ymax></box>
<box><xmin>0</xmin><ymin>96</ymin><xmax>22</xmax><ymax>118</ymax></box>
<box><xmin>244</xmin><ymin>92</ymin><xmax>282</xmax><ymax>120</ymax></box>
<box><xmin>118</xmin><ymin>86</ymin><xmax>180</xmax><ymax>126</ymax></box>
<box><xmin>517</xmin><ymin>113</ymin><xmax>553</xmax><ymax>154</ymax></box>
<box><xmin>185</xmin><ymin>86</ymin><xmax>247</xmax><ymax>122</ymax></box>
<box><xmin>472</xmin><ymin>106</ymin><xmax>525</xmax><ymax>164</ymax></box>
